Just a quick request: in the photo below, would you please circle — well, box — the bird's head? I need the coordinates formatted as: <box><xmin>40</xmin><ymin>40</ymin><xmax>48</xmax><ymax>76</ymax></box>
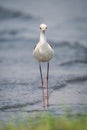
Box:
<box><xmin>40</xmin><ymin>24</ymin><xmax>47</xmax><ymax>32</ymax></box>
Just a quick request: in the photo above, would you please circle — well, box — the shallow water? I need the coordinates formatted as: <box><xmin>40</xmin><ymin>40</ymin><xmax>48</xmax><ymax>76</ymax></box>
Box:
<box><xmin>0</xmin><ymin>0</ymin><xmax>87</xmax><ymax>121</ymax></box>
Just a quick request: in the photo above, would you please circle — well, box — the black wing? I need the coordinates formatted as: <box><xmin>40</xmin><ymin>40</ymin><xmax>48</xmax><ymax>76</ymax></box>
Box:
<box><xmin>49</xmin><ymin>43</ymin><xmax>53</xmax><ymax>49</ymax></box>
<box><xmin>34</xmin><ymin>44</ymin><xmax>37</xmax><ymax>49</ymax></box>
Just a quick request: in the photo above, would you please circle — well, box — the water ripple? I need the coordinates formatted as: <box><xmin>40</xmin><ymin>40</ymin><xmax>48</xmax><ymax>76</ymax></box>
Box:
<box><xmin>0</xmin><ymin>101</ymin><xmax>40</xmax><ymax>111</ymax></box>
<box><xmin>66</xmin><ymin>75</ymin><xmax>87</xmax><ymax>83</ymax></box>
<box><xmin>0</xmin><ymin>6</ymin><xmax>38</xmax><ymax>20</ymax></box>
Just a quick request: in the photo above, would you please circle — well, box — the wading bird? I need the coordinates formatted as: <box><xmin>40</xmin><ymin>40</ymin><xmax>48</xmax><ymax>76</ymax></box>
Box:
<box><xmin>33</xmin><ymin>24</ymin><xmax>54</xmax><ymax>108</ymax></box>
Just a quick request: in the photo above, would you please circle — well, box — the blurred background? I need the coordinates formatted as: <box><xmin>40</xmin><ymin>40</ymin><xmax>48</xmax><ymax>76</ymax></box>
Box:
<box><xmin>0</xmin><ymin>0</ymin><xmax>87</xmax><ymax>121</ymax></box>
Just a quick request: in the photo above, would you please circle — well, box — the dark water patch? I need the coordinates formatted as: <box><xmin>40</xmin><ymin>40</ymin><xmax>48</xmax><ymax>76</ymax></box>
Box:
<box><xmin>0</xmin><ymin>82</ymin><xmax>29</xmax><ymax>87</ymax></box>
<box><xmin>51</xmin><ymin>82</ymin><xmax>66</xmax><ymax>90</ymax></box>
<box><xmin>0</xmin><ymin>30</ymin><xmax>19</xmax><ymax>36</ymax></box>
<box><xmin>26</xmin><ymin>109</ymin><xmax>48</xmax><ymax>113</ymax></box>
<box><xmin>0</xmin><ymin>80</ymin><xmax>30</xmax><ymax>86</ymax></box>
<box><xmin>0</xmin><ymin>101</ymin><xmax>40</xmax><ymax>111</ymax></box>
<box><xmin>72</xmin><ymin>42</ymin><xmax>87</xmax><ymax>50</ymax></box>
<box><xmin>0</xmin><ymin>36</ymin><xmax>37</xmax><ymax>43</ymax></box>
<box><xmin>37</xmin><ymin>80</ymin><xmax>66</xmax><ymax>90</ymax></box>
<box><xmin>0</xmin><ymin>79</ymin><xmax>34</xmax><ymax>93</ymax></box>
<box><xmin>0</xmin><ymin>33</ymin><xmax>36</xmax><ymax>43</ymax></box>
<box><xmin>59</xmin><ymin>59</ymin><xmax>87</xmax><ymax>66</ymax></box>
<box><xmin>0</xmin><ymin>79</ymin><xmax>31</xmax><ymax>91</ymax></box>
<box><xmin>66</xmin><ymin>75</ymin><xmax>87</xmax><ymax>83</ymax></box>
<box><xmin>53</xmin><ymin>41</ymin><xmax>87</xmax><ymax>50</ymax></box>
<box><xmin>0</xmin><ymin>37</ymin><xmax>24</xmax><ymax>42</ymax></box>
<box><xmin>54</xmin><ymin>41</ymin><xmax>87</xmax><ymax>66</ymax></box>
<box><xmin>0</xmin><ymin>59</ymin><xmax>3</xmax><ymax>63</ymax></box>
<box><xmin>0</xmin><ymin>6</ymin><xmax>39</xmax><ymax>21</ymax></box>
<box><xmin>9</xmin><ymin>30</ymin><xmax>18</xmax><ymax>35</ymax></box>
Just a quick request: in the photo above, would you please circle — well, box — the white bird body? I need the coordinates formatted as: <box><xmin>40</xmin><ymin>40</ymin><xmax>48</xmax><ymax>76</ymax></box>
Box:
<box><xmin>33</xmin><ymin>24</ymin><xmax>54</xmax><ymax>108</ymax></box>
<box><xmin>33</xmin><ymin>24</ymin><xmax>54</xmax><ymax>62</ymax></box>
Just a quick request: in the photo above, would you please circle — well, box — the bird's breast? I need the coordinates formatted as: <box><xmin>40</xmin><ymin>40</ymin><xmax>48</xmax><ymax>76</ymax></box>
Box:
<box><xmin>33</xmin><ymin>43</ymin><xmax>54</xmax><ymax>62</ymax></box>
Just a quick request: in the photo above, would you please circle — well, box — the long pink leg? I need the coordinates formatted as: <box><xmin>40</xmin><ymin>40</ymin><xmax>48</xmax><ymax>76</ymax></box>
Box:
<box><xmin>46</xmin><ymin>62</ymin><xmax>49</xmax><ymax>107</ymax></box>
<box><xmin>39</xmin><ymin>62</ymin><xmax>45</xmax><ymax>108</ymax></box>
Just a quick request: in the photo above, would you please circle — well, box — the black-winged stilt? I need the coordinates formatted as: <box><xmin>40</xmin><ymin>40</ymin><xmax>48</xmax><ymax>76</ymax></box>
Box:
<box><xmin>33</xmin><ymin>24</ymin><xmax>54</xmax><ymax>108</ymax></box>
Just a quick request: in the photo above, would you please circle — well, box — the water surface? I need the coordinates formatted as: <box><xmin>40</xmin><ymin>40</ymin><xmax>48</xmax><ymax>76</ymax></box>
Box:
<box><xmin>0</xmin><ymin>0</ymin><xmax>87</xmax><ymax>121</ymax></box>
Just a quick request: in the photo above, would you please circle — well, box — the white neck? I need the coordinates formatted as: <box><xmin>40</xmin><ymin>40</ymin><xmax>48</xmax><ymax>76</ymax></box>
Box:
<box><xmin>40</xmin><ymin>30</ymin><xmax>47</xmax><ymax>43</ymax></box>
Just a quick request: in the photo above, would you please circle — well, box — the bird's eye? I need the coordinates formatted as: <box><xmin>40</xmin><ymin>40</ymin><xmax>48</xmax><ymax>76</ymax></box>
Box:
<box><xmin>40</xmin><ymin>27</ymin><xmax>41</xmax><ymax>29</ymax></box>
<box><xmin>46</xmin><ymin>27</ymin><xmax>47</xmax><ymax>29</ymax></box>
